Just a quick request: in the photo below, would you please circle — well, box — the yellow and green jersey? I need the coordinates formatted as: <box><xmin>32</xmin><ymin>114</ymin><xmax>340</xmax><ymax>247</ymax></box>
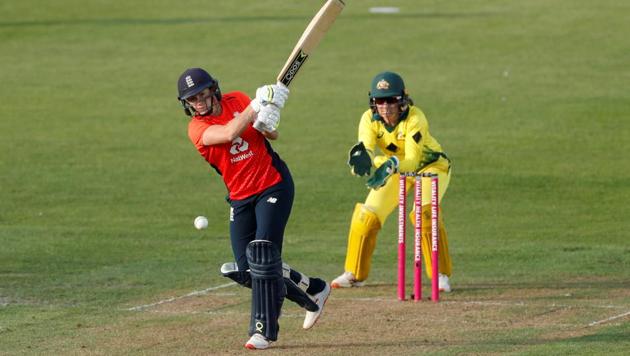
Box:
<box><xmin>358</xmin><ymin>105</ymin><xmax>449</xmax><ymax>173</ymax></box>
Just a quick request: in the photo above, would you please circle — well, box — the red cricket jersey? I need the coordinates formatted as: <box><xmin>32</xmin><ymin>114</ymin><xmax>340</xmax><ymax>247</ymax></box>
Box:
<box><xmin>187</xmin><ymin>91</ymin><xmax>282</xmax><ymax>200</ymax></box>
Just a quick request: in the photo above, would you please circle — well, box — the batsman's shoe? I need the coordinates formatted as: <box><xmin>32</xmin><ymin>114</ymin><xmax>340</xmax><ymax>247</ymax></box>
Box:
<box><xmin>245</xmin><ymin>333</ymin><xmax>271</xmax><ymax>350</ymax></box>
<box><xmin>438</xmin><ymin>273</ymin><xmax>451</xmax><ymax>293</ymax></box>
<box><xmin>303</xmin><ymin>283</ymin><xmax>331</xmax><ymax>330</ymax></box>
<box><xmin>331</xmin><ymin>272</ymin><xmax>365</xmax><ymax>289</ymax></box>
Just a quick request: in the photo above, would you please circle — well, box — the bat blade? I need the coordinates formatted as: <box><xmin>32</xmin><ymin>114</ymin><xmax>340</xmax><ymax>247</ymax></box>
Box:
<box><xmin>254</xmin><ymin>0</ymin><xmax>344</xmax><ymax>132</ymax></box>
<box><xmin>277</xmin><ymin>0</ymin><xmax>345</xmax><ymax>86</ymax></box>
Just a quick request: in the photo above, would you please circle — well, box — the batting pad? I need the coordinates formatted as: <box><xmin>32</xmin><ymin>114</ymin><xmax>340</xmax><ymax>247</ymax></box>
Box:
<box><xmin>282</xmin><ymin>263</ymin><xmax>319</xmax><ymax>312</ymax></box>
<box><xmin>220</xmin><ymin>262</ymin><xmax>252</xmax><ymax>288</ymax></box>
<box><xmin>246</xmin><ymin>240</ymin><xmax>286</xmax><ymax>341</ymax></box>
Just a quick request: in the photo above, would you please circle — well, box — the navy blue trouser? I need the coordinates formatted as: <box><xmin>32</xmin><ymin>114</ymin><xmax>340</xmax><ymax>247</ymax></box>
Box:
<box><xmin>229</xmin><ymin>172</ymin><xmax>294</xmax><ymax>271</ymax></box>
<box><xmin>226</xmin><ymin>167</ymin><xmax>326</xmax><ymax>315</ymax></box>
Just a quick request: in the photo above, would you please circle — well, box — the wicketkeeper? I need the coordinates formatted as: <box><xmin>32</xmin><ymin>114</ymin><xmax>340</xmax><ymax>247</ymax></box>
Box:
<box><xmin>331</xmin><ymin>71</ymin><xmax>454</xmax><ymax>292</ymax></box>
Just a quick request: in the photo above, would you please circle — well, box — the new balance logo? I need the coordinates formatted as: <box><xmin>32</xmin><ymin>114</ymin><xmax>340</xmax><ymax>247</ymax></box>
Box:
<box><xmin>267</xmin><ymin>197</ymin><xmax>278</xmax><ymax>204</ymax></box>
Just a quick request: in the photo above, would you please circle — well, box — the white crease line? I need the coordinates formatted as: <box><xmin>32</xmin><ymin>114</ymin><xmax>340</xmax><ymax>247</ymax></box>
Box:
<box><xmin>344</xmin><ymin>298</ymin><xmax>627</xmax><ymax>310</ymax></box>
<box><xmin>143</xmin><ymin>309</ymin><xmax>304</xmax><ymax>319</ymax></box>
<box><xmin>445</xmin><ymin>301</ymin><xmax>624</xmax><ymax>309</ymax></box>
<box><xmin>588</xmin><ymin>310</ymin><xmax>630</xmax><ymax>327</ymax></box>
<box><xmin>444</xmin><ymin>300</ymin><xmax>526</xmax><ymax>307</ymax></box>
<box><xmin>126</xmin><ymin>282</ymin><xmax>237</xmax><ymax>311</ymax></box>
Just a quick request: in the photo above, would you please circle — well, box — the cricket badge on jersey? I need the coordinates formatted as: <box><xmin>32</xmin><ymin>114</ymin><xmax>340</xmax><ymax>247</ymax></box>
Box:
<box><xmin>229</xmin><ymin>137</ymin><xmax>254</xmax><ymax>163</ymax></box>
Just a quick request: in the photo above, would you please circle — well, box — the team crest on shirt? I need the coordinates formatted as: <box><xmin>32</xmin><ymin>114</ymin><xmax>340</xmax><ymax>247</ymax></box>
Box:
<box><xmin>397</xmin><ymin>132</ymin><xmax>405</xmax><ymax>140</ymax></box>
<box><xmin>376</xmin><ymin>79</ymin><xmax>390</xmax><ymax>90</ymax></box>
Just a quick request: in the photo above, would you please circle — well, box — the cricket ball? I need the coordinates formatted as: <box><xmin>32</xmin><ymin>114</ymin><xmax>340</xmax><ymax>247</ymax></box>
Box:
<box><xmin>194</xmin><ymin>216</ymin><xmax>208</xmax><ymax>230</ymax></box>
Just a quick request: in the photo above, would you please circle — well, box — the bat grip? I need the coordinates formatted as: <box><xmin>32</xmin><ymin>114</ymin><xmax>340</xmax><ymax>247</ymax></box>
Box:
<box><xmin>253</xmin><ymin>120</ymin><xmax>266</xmax><ymax>132</ymax></box>
<box><xmin>253</xmin><ymin>102</ymin><xmax>281</xmax><ymax>133</ymax></box>
<box><xmin>276</xmin><ymin>81</ymin><xmax>289</xmax><ymax>89</ymax></box>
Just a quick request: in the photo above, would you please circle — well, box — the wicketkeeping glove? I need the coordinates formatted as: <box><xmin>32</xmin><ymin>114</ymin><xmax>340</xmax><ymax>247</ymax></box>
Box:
<box><xmin>348</xmin><ymin>142</ymin><xmax>372</xmax><ymax>177</ymax></box>
<box><xmin>366</xmin><ymin>156</ymin><xmax>399</xmax><ymax>190</ymax></box>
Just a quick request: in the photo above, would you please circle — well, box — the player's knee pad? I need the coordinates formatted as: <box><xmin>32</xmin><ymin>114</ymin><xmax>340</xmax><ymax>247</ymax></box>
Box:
<box><xmin>345</xmin><ymin>203</ymin><xmax>381</xmax><ymax>281</ymax></box>
<box><xmin>282</xmin><ymin>263</ymin><xmax>319</xmax><ymax>312</ymax></box>
<box><xmin>437</xmin><ymin>213</ymin><xmax>452</xmax><ymax>276</ymax></box>
<box><xmin>220</xmin><ymin>262</ymin><xmax>252</xmax><ymax>288</ymax></box>
<box><xmin>246</xmin><ymin>240</ymin><xmax>286</xmax><ymax>341</ymax></box>
<box><xmin>420</xmin><ymin>204</ymin><xmax>433</xmax><ymax>233</ymax></box>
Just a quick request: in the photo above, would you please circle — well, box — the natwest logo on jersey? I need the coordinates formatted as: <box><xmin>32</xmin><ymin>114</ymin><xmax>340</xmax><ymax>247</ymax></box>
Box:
<box><xmin>229</xmin><ymin>137</ymin><xmax>254</xmax><ymax>163</ymax></box>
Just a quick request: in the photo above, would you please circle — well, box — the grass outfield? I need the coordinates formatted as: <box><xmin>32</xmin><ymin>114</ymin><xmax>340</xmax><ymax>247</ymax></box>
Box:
<box><xmin>1</xmin><ymin>0</ymin><xmax>629</xmax><ymax>354</ymax></box>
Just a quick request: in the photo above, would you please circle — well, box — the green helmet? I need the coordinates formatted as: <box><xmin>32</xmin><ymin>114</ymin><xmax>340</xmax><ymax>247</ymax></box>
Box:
<box><xmin>369</xmin><ymin>71</ymin><xmax>406</xmax><ymax>99</ymax></box>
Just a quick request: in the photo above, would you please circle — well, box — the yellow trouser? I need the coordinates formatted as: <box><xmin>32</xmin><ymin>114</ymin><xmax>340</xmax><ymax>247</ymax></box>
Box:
<box><xmin>345</xmin><ymin>160</ymin><xmax>452</xmax><ymax>280</ymax></box>
<box><xmin>409</xmin><ymin>205</ymin><xmax>452</xmax><ymax>278</ymax></box>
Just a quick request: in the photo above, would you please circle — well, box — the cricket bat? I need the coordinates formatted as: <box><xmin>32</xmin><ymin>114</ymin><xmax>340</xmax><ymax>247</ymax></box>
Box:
<box><xmin>254</xmin><ymin>0</ymin><xmax>345</xmax><ymax>131</ymax></box>
<box><xmin>276</xmin><ymin>0</ymin><xmax>345</xmax><ymax>86</ymax></box>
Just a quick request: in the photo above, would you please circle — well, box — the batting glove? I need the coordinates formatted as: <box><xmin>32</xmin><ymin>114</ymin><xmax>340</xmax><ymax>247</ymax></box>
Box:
<box><xmin>250</xmin><ymin>82</ymin><xmax>290</xmax><ymax>113</ymax></box>
<box><xmin>348</xmin><ymin>142</ymin><xmax>372</xmax><ymax>177</ymax></box>
<box><xmin>366</xmin><ymin>156</ymin><xmax>399</xmax><ymax>190</ymax></box>
<box><xmin>253</xmin><ymin>105</ymin><xmax>281</xmax><ymax>133</ymax></box>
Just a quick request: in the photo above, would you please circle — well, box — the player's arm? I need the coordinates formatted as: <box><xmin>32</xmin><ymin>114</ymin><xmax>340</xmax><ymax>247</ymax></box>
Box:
<box><xmin>357</xmin><ymin>113</ymin><xmax>377</xmax><ymax>157</ymax></box>
<box><xmin>366</xmin><ymin>115</ymin><xmax>423</xmax><ymax>190</ymax></box>
<box><xmin>263</xmin><ymin>130</ymin><xmax>278</xmax><ymax>140</ymax></box>
<box><xmin>398</xmin><ymin>116</ymin><xmax>424</xmax><ymax>173</ymax></box>
<box><xmin>201</xmin><ymin>84</ymin><xmax>287</xmax><ymax>145</ymax></box>
<box><xmin>201</xmin><ymin>105</ymin><xmax>257</xmax><ymax>146</ymax></box>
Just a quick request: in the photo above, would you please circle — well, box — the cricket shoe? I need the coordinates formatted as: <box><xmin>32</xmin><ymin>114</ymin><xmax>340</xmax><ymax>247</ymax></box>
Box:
<box><xmin>438</xmin><ymin>273</ymin><xmax>451</xmax><ymax>293</ymax></box>
<box><xmin>303</xmin><ymin>282</ymin><xmax>331</xmax><ymax>329</ymax></box>
<box><xmin>331</xmin><ymin>272</ymin><xmax>365</xmax><ymax>288</ymax></box>
<box><xmin>245</xmin><ymin>333</ymin><xmax>271</xmax><ymax>350</ymax></box>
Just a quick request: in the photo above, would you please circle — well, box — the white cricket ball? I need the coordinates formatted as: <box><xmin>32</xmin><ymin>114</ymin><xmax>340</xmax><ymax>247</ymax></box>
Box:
<box><xmin>194</xmin><ymin>216</ymin><xmax>208</xmax><ymax>230</ymax></box>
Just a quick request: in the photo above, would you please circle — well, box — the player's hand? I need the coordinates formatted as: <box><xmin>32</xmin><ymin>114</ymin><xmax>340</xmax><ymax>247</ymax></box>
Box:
<box><xmin>366</xmin><ymin>156</ymin><xmax>399</xmax><ymax>190</ymax></box>
<box><xmin>253</xmin><ymin>105</ymin><xmax>281</xmax><ymax>133</ymax></box>
<box><xmin>348</xmin><ymin>142</ymin><xmax>372</xmax><ymax>177</ymax></box>
<box><xmin>250</xmin><ymin>83</ymin><xmax>290</xmax><ymax>113</ymax></box>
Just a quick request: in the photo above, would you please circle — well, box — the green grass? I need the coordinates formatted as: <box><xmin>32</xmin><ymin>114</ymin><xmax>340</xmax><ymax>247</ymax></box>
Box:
<box><xmin>1</xmin><ymin>0</ymin><xmax>629</xmax><ymax>354</ymax></box>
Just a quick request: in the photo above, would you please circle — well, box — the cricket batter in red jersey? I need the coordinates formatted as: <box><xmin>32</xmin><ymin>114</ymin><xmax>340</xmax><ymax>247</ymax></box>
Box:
<box><xmin>331</xmin><ymin>71</ymin><xmax>454</xmax><ymax>292</ymax></box>
<box><xmin>177</xmin><ymin>68</ymin><xmax>330</xmax><ymax>350</ymax></box>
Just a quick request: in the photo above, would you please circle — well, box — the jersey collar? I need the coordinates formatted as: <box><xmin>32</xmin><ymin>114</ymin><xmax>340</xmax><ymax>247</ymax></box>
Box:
<box><xmin>371</xmin><ymin>106</ymin><xmax>410</xmax><ymax>132</ymax></box>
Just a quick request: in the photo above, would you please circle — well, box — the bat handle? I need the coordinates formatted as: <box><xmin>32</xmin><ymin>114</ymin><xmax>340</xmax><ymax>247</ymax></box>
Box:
<box><xmin>253</xmin><ymin>101</ymin><xmax>281</xmax><ymax>133</ymax></box>
<box><xmin>276</xmin><ymin>81</ymin><xmax>289</xmax><ymax>89</ymax></box>
<box><xmin>253</xmin><ymin>120</ymin><xmax>267</xmax><ymax>132</ymax></box>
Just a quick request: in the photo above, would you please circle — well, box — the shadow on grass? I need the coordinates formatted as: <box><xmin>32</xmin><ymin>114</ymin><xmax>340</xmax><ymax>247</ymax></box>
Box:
<box><xmin>455</xmin><ymin>280</ymin><xmax>630</xmax><ymax>292</ymax></box>
<box><xmin>276</xmin><ymin>328</ymin><xmax>629</xmax><ymax>351</ymax></box>
<box><xmin>347</xmin><ymin>279</ymin><xmax>630</xmax><ymax>291</ymax></box>
<box><xmin>276</xmin><ymin>338</ymin><xmax>450</xmax><ymax>351</ymax></box>
<box><xmin>562</xmin><ymin>328</ymin><xmax>630</xmax><ymax>344</ymax></box>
